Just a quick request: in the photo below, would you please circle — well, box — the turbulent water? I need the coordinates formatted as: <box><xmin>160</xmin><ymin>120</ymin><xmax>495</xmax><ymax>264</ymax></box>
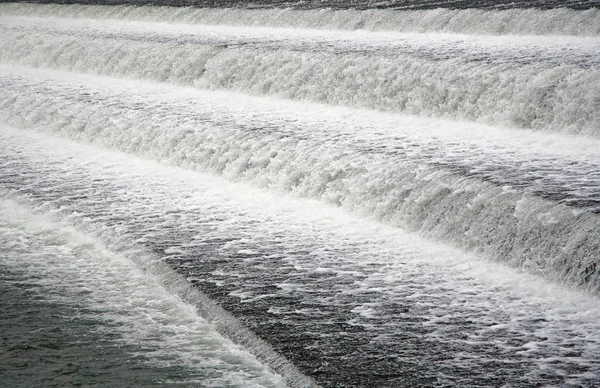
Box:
<box><xmin>1</xmin><ymin>2</ymin><xmax>599</xmax><ymax>387</ymax></box>
<box><xmin>14</xmin><ymin>0</ymin><xmax>600</xmax><ymax>10</ymax></box>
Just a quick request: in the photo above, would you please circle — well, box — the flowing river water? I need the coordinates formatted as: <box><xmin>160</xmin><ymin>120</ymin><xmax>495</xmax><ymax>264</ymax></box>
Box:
<box><xmin>1</xmin><ymin>2</ymin><xmax>599</xmax><ymax>387</ymax></box>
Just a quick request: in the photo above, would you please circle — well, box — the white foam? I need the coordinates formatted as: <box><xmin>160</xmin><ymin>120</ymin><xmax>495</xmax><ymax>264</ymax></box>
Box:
<box><xmin>1</xmin><ymin>68</ymin><xmax>598</xmax><ymax>291</ymax></box>
<box><xmin>1</xmin><ymin>127</ymin><xmax>599</xmax><ymax>384</ymax></box>
<box><xmin>1</xmin><ymin>3</ymin><xmax>599</xmax><ymax>37</ymax></box>
<box><xmin>0</xmin><ymin>197</ymin><xmax>288</xmax><ymax>387</ymax></box>
<box><xmin>1</xmin><ymin>16</ymin><xmax>598</xmax><ymax>135</ymax></box>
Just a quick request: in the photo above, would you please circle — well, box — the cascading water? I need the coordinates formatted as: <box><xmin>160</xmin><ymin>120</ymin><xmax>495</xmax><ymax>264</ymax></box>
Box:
<box><xmin>3</xmin><ymin>3</ymin><xmax>600</xmax><ymax>36</ymax></box>
<box><xmin>0</xmin><ymin>2</ymin><xmax>599</xmax><ymax>387</ymax></box>
<box><xmin>1</xmin><ymin>16</ymin><xmax>599</xmax><ymax>135</ymax></box>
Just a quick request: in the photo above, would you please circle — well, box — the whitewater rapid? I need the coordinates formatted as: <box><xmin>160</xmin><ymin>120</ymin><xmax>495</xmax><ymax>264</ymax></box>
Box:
<box><xmin>1</xmin><ymin>66</ymin><xmax>598</xmax><ymax>292</ymax></box>
<box><xmin>2</xmin><ymin>3</ymin><xmax>600</xmax><ymax>36</ymax></box>
<box><xmin>2</xmin><ymin>127</ymin><xmax>600</xmax><ymax>386</ymax></box>
<box><xmin>1</xmin><ymin>3</ymin><xmax>599</xmax><ymax>387</ymax></box>
<box><xmin>1</xmin><ymin>14</ymin><xmax>599</xmax><ymax>135</ymax></box>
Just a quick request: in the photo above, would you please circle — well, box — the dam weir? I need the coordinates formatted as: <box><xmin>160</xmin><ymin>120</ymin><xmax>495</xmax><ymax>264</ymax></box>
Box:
<box><xmin>0</xmin><ymin>1</ymin><xmax>599</xmax><ymax>387</ymax></box>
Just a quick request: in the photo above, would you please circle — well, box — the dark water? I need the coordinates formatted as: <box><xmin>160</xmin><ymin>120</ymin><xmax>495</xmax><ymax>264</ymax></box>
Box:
<box><xmin>0</xmin><ymin>270</ymin><xmax>201</xmax><ymax>387</ymax></box>
<box><xmin>13</xmin><ymin>0</ymin><xmax>600</xmax><ymax>10</ymax></box>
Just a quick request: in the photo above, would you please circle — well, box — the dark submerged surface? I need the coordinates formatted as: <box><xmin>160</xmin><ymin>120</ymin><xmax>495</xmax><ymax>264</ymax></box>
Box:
<box><xmin>0</xmin><ymin>268</ymin><xmax>207</xmax><ymax>387</ymax></box>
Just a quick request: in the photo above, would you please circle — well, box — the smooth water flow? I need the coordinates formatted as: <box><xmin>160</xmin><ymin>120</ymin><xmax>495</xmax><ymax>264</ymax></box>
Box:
<box><xmin>1</xmin><ymin>2</ymin><xmax>599</xmax><ymax>387</ymax></box>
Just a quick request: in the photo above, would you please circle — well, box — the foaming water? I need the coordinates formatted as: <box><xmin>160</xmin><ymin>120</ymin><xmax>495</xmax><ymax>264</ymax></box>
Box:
<box><xmin>1</xmin><ymin>3</ymin><xmax>599</xmax><ymax>385</ymax></box>
<box><xmin>1</xmin><ymin>128</ymin><xmax>599</xmax><ymax>386</ymax></box>
<box><xmin>0</xmin><ymin>198</ymin><xmax>290</xmax><ymax>387</ymax></box>
<box><xmin>1</xmin><ymin>16</ymin><xmax>599</xmax><ymax>134</ymax></box>
<box><xmin>0</xmin><ymin>68</ymin><xmax>598</xmax><ymax>292</ymax></box>
<box><xmin>2</xmin><ymin>2</ymin><xmax>600</xmax><ymax>32</ymax></box>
